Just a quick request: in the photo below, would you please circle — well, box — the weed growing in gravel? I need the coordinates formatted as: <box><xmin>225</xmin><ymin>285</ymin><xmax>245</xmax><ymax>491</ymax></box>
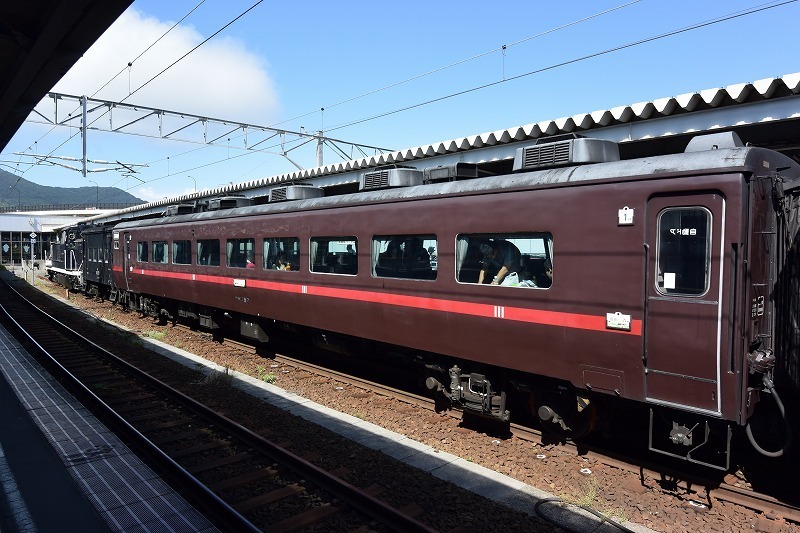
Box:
<box><xmin>144</xmin><ymin>330</ymin><xmax>166</xmax><ymax>341</ymax></box>
<box><xmin>562</xmin><ymin>478</ymin><xmax>628</xmax><ymax>525</ymax></box>
<box><xmin>202</xmin><ymin>366</ymin><xmax>234</xmax><ymax>387</ymax></box>
<box><xmin>256</xmin><ymin>366</ymin><xmax>277</xmax><ymax>383</ymax></box>
<box><xmin>564</xmin><ymin>477</ymin><xmax>599</xmax><ymax>509</ymax></box>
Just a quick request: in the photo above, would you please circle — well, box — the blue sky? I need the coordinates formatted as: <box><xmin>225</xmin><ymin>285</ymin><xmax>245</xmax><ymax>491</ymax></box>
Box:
<box><xmin>3</xmin><ymin>0</ymin><xmax>799</xmax><ymax>203</ymax></box>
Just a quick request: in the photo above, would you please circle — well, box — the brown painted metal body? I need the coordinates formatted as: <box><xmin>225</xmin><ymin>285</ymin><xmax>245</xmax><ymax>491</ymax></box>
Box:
<box><xmin>112</xmin><ymin>144</ymin><xmax>800</xmax><ymax>431</ymax></box>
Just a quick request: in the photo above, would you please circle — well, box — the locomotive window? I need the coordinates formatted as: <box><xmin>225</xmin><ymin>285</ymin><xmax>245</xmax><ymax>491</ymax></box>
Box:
<box><xmin>310</xmin><ymin>237</ymin><xmax>357</xmax><ymax>275</ymax></box>
<box><xmin>152</xmin><ymin>241</ymin><xmax>168</xmax><ymax>264</ymax></box>
<box><xmin>372</xmin><ymin>235</ymin><xmax>437</xmax><ymax>280</ymax></box>
<box><xmin>173</xmin><ymin>240</ymin><xmax>191</xmax><ymax>265</ymax></box>
<box><xmin>197</xmin><ymin>239</ymin><xmax>220</xmax><ymax>267</ymax></box>
<box><xmin>227</xmin><ymin>238</ymin><xmax>255</xmax><ymax>268</ymax></box>
<box><xmin>264</xmin><ymin>237</ymin><xmax>299</xmax><ymax>271</ymax></box>
<box><xmin>137</xmin><ymin>241</ymin><xmax>148</xmax><ymax>262</ymax></box>
<box><xmin>656</xmin><ymin>207</ymin><xmax>711</xmax><ymax>296</ymax></box>
<box><xmin>456</xmin><ymin>232</ymin><xmax>553</xmax><ymax>288</ymax></box>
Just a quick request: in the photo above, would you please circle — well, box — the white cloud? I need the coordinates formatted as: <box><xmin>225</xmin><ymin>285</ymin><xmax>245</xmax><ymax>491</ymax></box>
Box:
<box><xmin>135</xmin><ymin>186</ymin><xmax>161</xmax><ymax>202</ymax></box>
<box><xmin>53</xmin><ymin>8</ymin><xmax>279</xmax><ymax>125</ymax></box>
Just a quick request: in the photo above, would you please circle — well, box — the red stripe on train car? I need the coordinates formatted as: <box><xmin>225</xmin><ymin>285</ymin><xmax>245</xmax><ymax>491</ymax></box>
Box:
<box><xmin>129</xmin><ymin>268</ymin><xmax>641</xmax><ymax>335</ymax></box>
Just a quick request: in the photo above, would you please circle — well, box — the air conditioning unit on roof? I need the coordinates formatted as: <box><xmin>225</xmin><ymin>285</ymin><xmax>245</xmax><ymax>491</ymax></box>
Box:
<box><xmin>269</xmin><ymin>184</ymin><xmax>324</xmax><ymax>202</ymax></box>
<box><xmin>512</xmin><ymin>135</ymin><xmax>619</xmax><ymax>172</ymax></box>
<box><xmin>360</xmin><ymin>166</ymin><xmax>423</xmax><ymax>190</ymax></box>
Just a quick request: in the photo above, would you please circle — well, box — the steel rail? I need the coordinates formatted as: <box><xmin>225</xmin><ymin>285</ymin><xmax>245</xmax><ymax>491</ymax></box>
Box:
<box><xmin>0</xmin><ymin>277</ymin><xmax>260</xmax><ymax>532</ymax></box>
<box><xmin>272</xmin><ymin>354</ymin><xmax>800</xmax><ymax>524</ymax></box>
<box><xmin>1</xmin><ymin>277</ymin><xmax>437</xmax><ymax>532</ymax></box>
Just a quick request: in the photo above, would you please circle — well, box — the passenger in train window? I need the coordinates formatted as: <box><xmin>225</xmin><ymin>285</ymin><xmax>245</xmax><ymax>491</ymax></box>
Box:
<box><xmin>273</xmin><ymin>253</ymin><xmax>290</xmax><ymax>270</ymax></box>
<box><xmin>539</xmin><ymin>259</ymin><xmax>553</xmax><ymax>288</ymax></box>
<box><xmin>478</xmin><ymin>240</ymin><xmax>522</xmax><ymax>286</ymax></box>
<box><xmin>246</xmin><ymin>251</ymin><xmax>256</xmax><ymax>269</ymax></box>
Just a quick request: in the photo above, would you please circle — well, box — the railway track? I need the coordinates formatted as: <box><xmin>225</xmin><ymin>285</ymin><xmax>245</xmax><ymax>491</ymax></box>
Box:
<box><xmin>270</xmin><ymin>355</ymin><xmax>800</xmax><ymax>525</ymax></box>
<box><xmin>16</xmin><ymin>274</ymin><xmax>800</xmax><ymax>530</ymax></box>
<box><xmin>0</xmin><ymin>276</ymin><xmax>436</xmax><ymax>532</ymax></box>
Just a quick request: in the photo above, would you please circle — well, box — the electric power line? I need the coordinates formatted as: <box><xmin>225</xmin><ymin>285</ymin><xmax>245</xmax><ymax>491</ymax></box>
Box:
<box><xmin>13</xmin><ymin>2</ymin><xmax>209</xmax><ymax>174</ymax></box>
<box><xmin>269</xmin><ymin>0</ymin><xmax>643</xmax><ymax>130</ymax></box>
<box><xmin>325</xmin><ymin>0</ymin><xmax>798</xmax><ymax>133</ymax></box>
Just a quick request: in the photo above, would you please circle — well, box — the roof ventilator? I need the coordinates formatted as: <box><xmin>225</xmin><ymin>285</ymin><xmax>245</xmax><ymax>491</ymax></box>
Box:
<box><xmin>163</xmin><ymin>203</ymin><xmax>195</xmax><ymax>216</ymax></box>
<box><xmin>269</xmin><ymin>184</ymin><xmax>325</xmax><ymax>202</ymax></box>
<box><xmin>205</xmin><ymin>195</ymin><xmax>253</xmax><ymax>211</ymax></box>
<box><xmin>423</xmin><ymin>162</ymin><xmax>479</xmax><ymax>184</ymax></box>
<box><xmin>360</xmin><ymin>165</ymin><xmax>423</xmax><ymax>191</ymax></box>
<box><xmin>684</xmin><ymin>131</ymin><xmax>744</xmax><ymax>153</ymax></box>
<box><xmin>512</xmin><ymin>134</ymin><xmax>620</xmax><ymax>172</ymax></box>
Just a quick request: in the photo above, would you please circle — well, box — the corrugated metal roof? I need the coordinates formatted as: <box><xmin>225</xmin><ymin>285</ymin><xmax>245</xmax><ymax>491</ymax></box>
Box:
<box><xmin>253</xmin><ymin>72</ymin><xmax>800</xmax><ymax>185</ymax></box>
<box><xmin>84</xmin><ymin>71</ymin><xmax>800</xmax><ymax>223</ymax></box>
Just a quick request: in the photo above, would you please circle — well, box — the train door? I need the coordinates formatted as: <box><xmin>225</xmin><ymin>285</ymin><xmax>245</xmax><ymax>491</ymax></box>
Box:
<box><xmin>644</xmin><ymin>194</ymin><xmax>725</xmax><ymax>414</ymax></box>
<box><xmin>122</xmin><ymin>231</ymin><xmax>131</xmax><ymax>291</ymax></box>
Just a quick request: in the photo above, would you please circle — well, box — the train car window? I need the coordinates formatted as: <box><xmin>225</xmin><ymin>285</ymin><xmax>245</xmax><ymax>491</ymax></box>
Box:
<box><xmin>227</xmin><ymin>238</ymin><xmax>255</xmax><ymax>268</ymax></box>
<box><xmin>172</xmin><ymin>240</ymin><xmax>191</xmax><ymax>265</ymax></box>
<box><xmin>656</xmin><ymin>207</ymin><xmax>711</xmax><ymax>296</ymax></box>
<box><xmin>264</xmin><ymin>237</ymin><xmax>299</xmax><ymax>271</ymax></box>
<box><xmin>196</xmin><ymin>239</ymin><xmax>220</xmax><ymax>267</ymax></box>
<box><xmin>137</xmin><ymin>241</ymin><xmax>148</xmax><ymax>262</ymax></box>
<box><xmin>372</xmin><ymin>235</ymin><xmax>437</xmax><ymax>280</ymax></box>
<box><xmin>152</xmin><ymin>241</ymin><xmax>168</xmax><ymax>264</ymax></box>
<box><xmin>310</xmin><ymin>237</ymin><xmax>357</xmax><ymax>275</ymax></box>
<box><xmin>456</xmin><ymin>232</ymin><xmax>553</xmax><ymax>288</ymax></box>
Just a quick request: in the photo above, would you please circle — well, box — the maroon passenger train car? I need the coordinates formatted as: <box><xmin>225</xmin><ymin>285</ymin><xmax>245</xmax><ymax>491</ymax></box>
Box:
<box><xmin>110</xmin><ymin>132</ymin><xmax>800</xmax><ymax>469</ymax></box>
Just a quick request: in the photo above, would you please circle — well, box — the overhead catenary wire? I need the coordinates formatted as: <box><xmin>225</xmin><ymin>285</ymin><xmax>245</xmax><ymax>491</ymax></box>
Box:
<box><xmin>121</xmin><ymin>0</ymin><xmax>264</xmax><ymax>104</ymax></box>
<box><xmin>12</xmin><ymin>1</ymin><xmax>209</xmax><ymax>173</ymax></box>
<box><xmin>39</xmin><ymin>0</ymin><xmax>644</xmax><ymax>189</ymax></box>
<box><xmin>325</xmin><ymin>0</ymin><xmax>798</xmax><ymax>134</ymax></box>
<box><xmin>269</xmin><ymin>0</ymin><xmax>643</xmax><ymax>129</ymax></box>
<box><xmin>9</xmin><ymin>0</ymin><xmax>798</xmax><ymax>200</ymax></box>
<box><xmin>93</xmin><ymin>0</ymin><xmax>208</xmax><ymax>100</ymax></box>
<box><xmin>7</xmin><ymin>0</ymin><xmax>262</xmax><ymax>179</ymax></box>
<box><xmin>140</xmin><ymin>0</ymin><xmax>797</xmax><ymax>187</ymax></box>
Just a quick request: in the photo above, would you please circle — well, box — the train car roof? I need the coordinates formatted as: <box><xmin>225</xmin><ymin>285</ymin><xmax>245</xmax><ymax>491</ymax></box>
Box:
<box><xmin>115</xmin><ymin>145</ymin><xmax>800</xmax><ymax>230</ymax></box>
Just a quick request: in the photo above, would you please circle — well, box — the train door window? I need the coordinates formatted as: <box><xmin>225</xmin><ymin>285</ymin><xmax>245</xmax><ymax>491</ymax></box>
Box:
<box><xmin>456</xmin><ymin>232</ymin><xmax>553</xmax><ymax>288</ymax></box>
<box><xmin>372</xmin><ymin>235</ymin><xmax>437</xmax><ymax>280</ymax></box>
<box><xmin>310</xmin><ymin>237</ymin><xmax>357</xmax><ymax>275</ymax></box>
<box><xmin>656</xmin><ymin>207</ymin><xmax>711</xmax><ymax>296</ymax></box>
<box><xmin>264</xmin><ymin>237</ymin><xmax>299</xmax><ymax>271</ymax></box>
<box><xmin>196</xmin><ymin>239</ymin><xmax>220</xmax><ymax>266</ymax></box>
<box><xmin>152</xmin><ymin>241</ymin><xmax>168</xmax><ymax>264</ymax></box>
<box><xmin>137</xmin><ymin>241</ymin><xmax>148</xmax><ymax>262</ymax></box>
<box><xmin>172</xmin><ymin>240</ymin><xmax>191</xmax><ymax>265</ymax></box>
<box><xmin>226</xmin><ymin>238</ymin><xmax>255</xmax><ymax>268</ymax></box>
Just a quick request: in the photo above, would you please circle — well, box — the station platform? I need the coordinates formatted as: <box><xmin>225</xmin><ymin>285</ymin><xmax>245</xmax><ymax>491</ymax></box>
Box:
<box><xmin>0</xmin><ymin>312</ymin><xmax>216</xmax><ymax>532</ymax></box>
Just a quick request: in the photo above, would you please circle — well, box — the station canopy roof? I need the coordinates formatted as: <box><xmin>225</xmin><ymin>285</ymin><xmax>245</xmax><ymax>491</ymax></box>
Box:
<box><xmin>0</xmin><ymin>1</ymin><xmax>132</xmax><ymax>151</ymax></box>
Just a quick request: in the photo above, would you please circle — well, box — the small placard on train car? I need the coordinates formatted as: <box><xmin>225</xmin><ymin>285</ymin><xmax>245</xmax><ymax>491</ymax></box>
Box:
<box><xmin>606</xmin><ymin>312</ymin><xmax>631</xmax><ymax>331</ymax></box>
<box><xmin>617</xmin><ymin>206</ymin><xmax>634</xmax><ymax>225</ymax></box>
<box><xmin>233</xmin><ymin>279</ymin><xmax>246</xmax><ymax>287</ymax></box>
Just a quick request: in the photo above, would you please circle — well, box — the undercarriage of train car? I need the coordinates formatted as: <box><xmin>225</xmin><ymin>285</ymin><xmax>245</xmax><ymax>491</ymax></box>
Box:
<box><xmin>107</xmin><ymin>285</ymin><xmax>797</xmax><ymax>472</ymax></box>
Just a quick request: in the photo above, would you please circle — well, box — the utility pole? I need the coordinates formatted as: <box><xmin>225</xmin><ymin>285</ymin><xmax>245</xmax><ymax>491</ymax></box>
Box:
<box><xmin>29</xmin><ymin>231</ymin><xmax>36</xmax><ymax>285</ymax></box>
<box><xmin>81</xmin><ymin>95</ymin><xmax>87</xmax><ymax>177</ymax></box>
<box><xmin>89</xmin><ymin>180</ymin><xmax>98</xmax><ymax>207</ymax></box>
<box><xmin>316</xmin><ymin>131</ymin><xmax>324</xmax><ymax>167</ymax></box>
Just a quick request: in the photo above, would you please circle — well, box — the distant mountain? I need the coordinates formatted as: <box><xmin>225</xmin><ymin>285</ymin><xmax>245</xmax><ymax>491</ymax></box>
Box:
<box><xmin>0</xmin><ymin>169</ymin><xmax>144</xmax><ymax>209</ymax></box>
